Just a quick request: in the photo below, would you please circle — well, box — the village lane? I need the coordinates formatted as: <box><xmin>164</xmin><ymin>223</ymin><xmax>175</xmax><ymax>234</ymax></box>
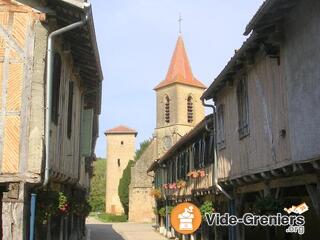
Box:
<box><xmin>86</xmin><ymin>217</ymin><xmax>167</xmax><ymax>240</ymax></box>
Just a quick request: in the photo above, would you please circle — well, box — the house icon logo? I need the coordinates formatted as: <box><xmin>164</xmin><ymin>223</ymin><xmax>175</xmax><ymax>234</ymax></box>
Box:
<box><xmin>171</xmin><ymin>203</ymin><xmax>202</xmax><ymax>235</ymax></box>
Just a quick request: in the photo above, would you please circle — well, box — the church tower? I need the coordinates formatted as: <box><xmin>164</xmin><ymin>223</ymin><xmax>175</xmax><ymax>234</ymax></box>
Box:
<box><xmin>105</xmin><ymin>125</ymin><xmax>137</xmax><ymax>215</ymax></box>
<box><xmin>154</xmin><ymin>35</ymin><xmax>206</xmax><ymax>157</ymax></box>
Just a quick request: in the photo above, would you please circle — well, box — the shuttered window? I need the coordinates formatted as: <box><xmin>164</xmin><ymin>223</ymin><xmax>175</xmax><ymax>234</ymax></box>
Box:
<box><xmin>217</xmin><ymin>104</ymin><xmax>226</xmax><ymax>149</ymax></box>
<box><xmin>80</xmin><ymin>109</ymin><xmax>94</xmax><ymax>156</ymax></box>
<box><xmin>237</xmin><ymin>75</ymin><xmax>250</xmax><ymax>138</ymax></box>
<box><xmin>51</xmin><ymin>53</ymin><xmax>62</xmax><ymax>125</ymax></box>
<box><xmin>67</xmin><ymin>81</ymin><xmax>74</xmax><ymax>139</ymax></box>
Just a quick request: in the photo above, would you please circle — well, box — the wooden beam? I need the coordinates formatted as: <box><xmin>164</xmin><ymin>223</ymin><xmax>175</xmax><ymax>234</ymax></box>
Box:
<box><xmin>236</xmin><ymin>174</ymin><xmax>318</xmax><ymax>194</ymax></box>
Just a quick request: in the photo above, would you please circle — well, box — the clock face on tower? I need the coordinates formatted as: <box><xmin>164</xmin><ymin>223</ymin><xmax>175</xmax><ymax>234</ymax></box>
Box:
<box><xmin>162</xmin><ymin>136</ymin><xmax>172</xmax><ymax>150</ymax></box>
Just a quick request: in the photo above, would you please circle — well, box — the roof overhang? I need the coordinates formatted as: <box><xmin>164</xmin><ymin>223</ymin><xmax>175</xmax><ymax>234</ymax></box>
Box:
<box><xmin>48</xmin><ymin>0</ymin><xmax>103</xmax><ymax>114</ymax></box>
<box><xmin>202</xmin><ymin>0</ymin><xmax>300</xmax><ymax>101</ymax></box>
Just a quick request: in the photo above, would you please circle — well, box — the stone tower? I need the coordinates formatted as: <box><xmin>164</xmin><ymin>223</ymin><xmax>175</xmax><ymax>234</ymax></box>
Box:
<box><xmin>154</xmin><ymin>35</ymin><xmax>206</xmax><ymax>158</ymax></box>
<box><xmin>105</xmin><ymin>125</ymin><xmax>137</xmax><ymax>215</ymax></box>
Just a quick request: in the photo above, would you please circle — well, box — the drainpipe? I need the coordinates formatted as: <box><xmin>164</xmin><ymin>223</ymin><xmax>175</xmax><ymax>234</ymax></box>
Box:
<box><xmin>202</xmin><ymin>99</ymin><xmax>234</xmax><ymax>240</ymax></box>
<box><xmin>43</xmin><ymin>14</ymin><xmax>89</xmax><ymax>187</ymax></box>
<box><xmin>202</xmin><ymin>99</ymin><xmax>232</xmax><ymax>200</ymax></box>
<box><xmin>29</xmin><ymin>193</ymin><xmax>37</xmax><ymax>240</ymax></box>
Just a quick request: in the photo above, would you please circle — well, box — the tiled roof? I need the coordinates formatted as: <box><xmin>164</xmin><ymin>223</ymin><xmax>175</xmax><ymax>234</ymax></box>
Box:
<box><xmin>105</xmin><ymin>125</ymin><xmax>137</xmax><ymax>136</ymax></box>
<box><xmin>154</xmin><ymin>35</ymin><xmax>206</xmax><ymax>90</ymax></box>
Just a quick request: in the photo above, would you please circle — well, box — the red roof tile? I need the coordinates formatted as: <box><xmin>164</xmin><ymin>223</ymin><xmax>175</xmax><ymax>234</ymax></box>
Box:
<box><xmin>105</xmin><ymin>125</ymin><xmax>137</xmax><ymax>136</ymax></box>
<box><xmin>154</xmin><ymin>35</ymin><xmax>206</xmax><ymax>90</ymax></box>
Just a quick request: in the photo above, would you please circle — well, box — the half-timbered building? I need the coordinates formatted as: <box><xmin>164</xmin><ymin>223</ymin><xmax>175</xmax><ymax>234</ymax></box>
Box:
<box><xmin>0</xmin><ymin>0</ymin><xmax>102</xmax><ymax>239</ymax></box>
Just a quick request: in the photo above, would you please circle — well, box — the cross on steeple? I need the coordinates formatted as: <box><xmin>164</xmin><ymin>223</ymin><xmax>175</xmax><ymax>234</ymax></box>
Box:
<box><xmin>178</xmin><ymin>13</ymin><xmax>183</xmax><ymax>34</ymax></box>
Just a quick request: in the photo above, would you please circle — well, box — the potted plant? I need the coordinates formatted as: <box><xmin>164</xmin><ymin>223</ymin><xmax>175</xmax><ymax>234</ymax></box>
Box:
<box><xmin>158</xmin><ymin>206</ymin><xmax>174</xmax><ymax>217</ymax></box>
<box><xmin>200</xmin><ymin>201</ymin><xmax>215</xmax><ymax>219</ymax></box>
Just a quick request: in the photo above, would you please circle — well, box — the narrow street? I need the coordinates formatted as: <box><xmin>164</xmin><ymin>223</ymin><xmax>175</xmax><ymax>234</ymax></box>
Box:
<box><xmin>86</xmin><ymin>217</ymin><xmax>167</xmax><ymax>240</ymax></box>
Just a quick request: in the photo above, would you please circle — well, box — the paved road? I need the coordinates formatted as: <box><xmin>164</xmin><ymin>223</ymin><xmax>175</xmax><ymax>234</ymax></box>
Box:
<box><xmin>86</xmin><ymin>217</ymin><xmax>166</xmax><ymax>240</ymax></box>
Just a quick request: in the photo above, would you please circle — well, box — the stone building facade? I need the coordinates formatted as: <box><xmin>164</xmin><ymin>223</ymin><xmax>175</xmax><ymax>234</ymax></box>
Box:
<box><xmin>105</xmin><ymin>125</ymin><xmax>137</xmax><ymax>215</ymax></box>
<box><xmin>129</xmin><ymin>35</ymin><xmax>206</xmax><ymax>222</ymax></box>
<box><xmin>129</xmin><ymin>139</ymin><xmax>157</xmax><ymax>222</ymax></box>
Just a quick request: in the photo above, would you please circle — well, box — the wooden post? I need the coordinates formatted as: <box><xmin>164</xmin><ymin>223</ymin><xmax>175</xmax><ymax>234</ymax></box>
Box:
<box><xmin>2</xmin><ymin>182</ymin><xmax>26</xmax><ymax>240</ymax></box>
<box><xmin>306</xmin><ymin>182</ymin><xmax>320</xmax><ymax>216</ymax></box>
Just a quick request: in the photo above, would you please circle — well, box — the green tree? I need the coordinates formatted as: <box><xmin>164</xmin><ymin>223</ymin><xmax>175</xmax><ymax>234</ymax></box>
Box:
<box><xmin>88</xmin><ymin>158</ymin><xmax>106</xmax><ymax>212</ymax></box>
<box><xmin>118</xmin><ymin>160</ymin><xmax>134</xmax><ymax>216</ymax></box>
<box><xmin>118</xmin><ymin>139</ymin><xmax>151</xmax><ymax>216</ymax></box>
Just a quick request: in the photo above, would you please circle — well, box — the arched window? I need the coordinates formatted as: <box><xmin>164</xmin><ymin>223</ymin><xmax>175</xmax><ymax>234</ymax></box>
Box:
<box><xmin>165</xmin><ymin>96</ymin><xmax>170</xmax><ymax>123</ymax></box>
<box><xmin>117</xmin><ymin>159</ymin><xmax>121</xmax><ymax>167</ymax></box>
<box><xmin>187</xmin><ymin>96</ymin><xmax>193</xmax><ymax>123</ymax></box>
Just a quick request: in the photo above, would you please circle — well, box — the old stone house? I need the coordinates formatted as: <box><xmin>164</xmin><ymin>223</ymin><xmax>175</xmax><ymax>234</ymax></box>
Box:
<box><xmin>0</xmin><ymin>0</ymin><xmax>102</xmax><ymax>239</ymax></box>
<box><xmin>129</xmin><ymin>35</ymin><xmax>206</xmax><ymax>223</ymax></box>
<box><xmin>149</xmin><ymin>0</ymin><xmax>320</xmax><ymax>239</ymax></box>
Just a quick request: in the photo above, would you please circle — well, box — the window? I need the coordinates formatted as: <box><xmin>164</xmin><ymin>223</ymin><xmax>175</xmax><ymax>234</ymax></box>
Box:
<box><xmin>187</xmin><ymin>96</ymin><xmax>193</xmax><ymax>123</ymax></box>
<box><xmin>217</xmin><ymin>104</ymin><xmax>226</xmax><ymax>149</ymax></box>
<box><xmin>121</xmin><ymin>141</ymin><xmax>124</xmax><ymax>145</ymax></box>
<box><xmin>165</xmin><ymin>96</ymin><xmax>170</xmax><ymax>123</ymax></box>
<box><xmin>237</xmin><ymin>75</ymin><xmax>250</xmax><ymax>138</ymax></box>
<box><xmin>67</xmin><ymin>81</ymin><xmax>74</xmax><ymax>139</ymax></box>
<box><xmin>51</xmin><ymin>53</ymin><xmax>62</xmax><ymax>125</ymax></box>
<box><xmin>117</xmin><ymin>159</ymin><xmax>121</xmax><ymax>167</ymax></box>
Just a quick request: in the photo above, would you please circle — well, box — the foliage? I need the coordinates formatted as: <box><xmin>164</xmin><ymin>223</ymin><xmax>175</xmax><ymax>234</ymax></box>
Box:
<box><xmin>88</xmin><ymin>158</ymin><xmax>106</xmax><ymax>212</ymax></box>
<box><xmin>254</xmin><ymin>196</ymin><xmax>282</xmax><ymax>214</ymax></box>
<box><xmin>118</xmin><ymin>139</ymin><xmax>151</xmax><ymax>216</ymax></box>
<box><xmin>118</xmin><ymin>160</ymin><xmax>134</xmax><ymax>216</ymax></box>
<box><xmin>96</xmin><ymin>213</ymin><xmax>127</xmax><ymax>222</ymax></box>
<box><xmin>200</xmin><ymin>201</ymin><xmax>214</xmax><ymax>219</ymax></box>
<box><xmin>37</xmin><ymin>191</ymin><xmax>70</xmax><ymax>224</ymax></box>
<box><xmin>159</xmin><ymin>207</ymin><xmax>166</xmax><ymax>217</ymax></box>
<box><xmin>37</xmin><ymin>191</ymin><xmax>59</xmax><ymax>224</ymax></box>
<box><xmin>70</xmin><ymin>197</ymin><xmax>92</xmax><ymax>217</ymax></box>
<box><xmin>134</xmin><ymin>139</ymin><xmax>151</xmax><ymax>161</ymax></box>
<box><xmin>158</xmin><ymin>206</ymin><xmax>174</xmax><ymax>217</ymax></box>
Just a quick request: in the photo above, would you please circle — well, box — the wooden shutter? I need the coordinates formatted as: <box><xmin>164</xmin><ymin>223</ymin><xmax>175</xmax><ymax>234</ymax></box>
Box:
<box><xmin>80</xmin><ymin>108</ymin><xmax>94</xmax><ymax>156</ymax></box>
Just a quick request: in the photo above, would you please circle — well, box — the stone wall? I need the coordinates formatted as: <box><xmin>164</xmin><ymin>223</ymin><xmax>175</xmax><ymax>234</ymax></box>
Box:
<box><xmin>129</xmin><ymin>140</ymin><xmax>156</xmax><ymax>222</ymax></box>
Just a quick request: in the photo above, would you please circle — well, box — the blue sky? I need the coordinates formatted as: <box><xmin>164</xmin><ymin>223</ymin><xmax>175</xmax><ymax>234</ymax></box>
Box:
<box><xmin>91</xmin><ymin>0</ymin><xmax>264</xmax><ymax>158</ymax></box>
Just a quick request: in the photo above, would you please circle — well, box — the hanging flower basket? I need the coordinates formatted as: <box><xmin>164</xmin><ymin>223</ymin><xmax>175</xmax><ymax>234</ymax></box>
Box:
<box><xmin>169</xmin><ymin>183</ymin><xmax>177</xmax><ymax>189</ymax></box>
<box><xmin>187</xmin><ymin>170</ymin><xmax>199</xmax><ymax>178</ymax></box>
<box><xmin>177</xmin><ymin>180</ymin><xmax>187</xmax><ymax>189</ymax></box>
<box><xmin>150</xmin><ymin>188</ymin><xmax>161</xmax><ymax>199</ymax></box>
<box><xmin>37</xmin><ymin>191</ymin><xmax>70</xmax><ymax>224</ymax></box>
<box><xmin>198</xmin><ymin>169</ymin><xmax>206</xmax><ymax>177</ymax></box>
<box><xmin>162</xmin><ymin>184</ymin><xmax>168</xmax><ymax>189</ymax></box>
<box><xmin>70</xmin><ymin>196</ymin><xmax>92</xmax><ymax>217</ymax></box>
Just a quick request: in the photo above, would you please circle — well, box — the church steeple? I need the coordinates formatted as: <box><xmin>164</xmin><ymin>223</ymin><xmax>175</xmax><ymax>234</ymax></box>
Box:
<box><xmin>154</xmin><ymin>36</ymin><xmax>206</xmax><ymax>90</ymax></box>
<box><xmin>154</xmin><ymin>35</ymin><xmax>206</xmax><ymax>158</ymax></box>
